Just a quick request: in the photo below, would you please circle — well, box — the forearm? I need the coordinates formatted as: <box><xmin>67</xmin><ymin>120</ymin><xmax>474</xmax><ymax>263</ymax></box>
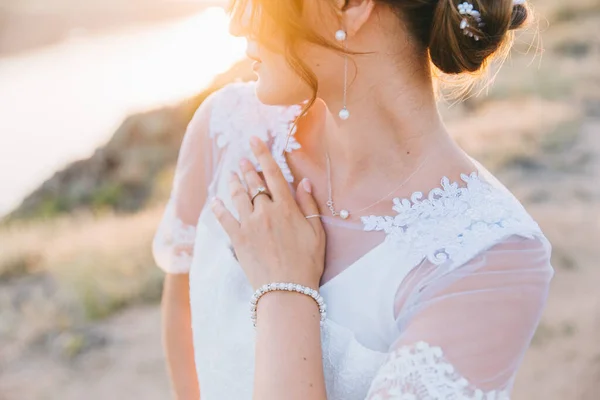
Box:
<box><xmin>253</xmin><ymin>290</ymin><xmax>327</xmax><ymax>400</ymax></box>
<box><xmin>162</xmin><ymin>274</ymin><xmax>200</xmax><ymax>400</ymax></box>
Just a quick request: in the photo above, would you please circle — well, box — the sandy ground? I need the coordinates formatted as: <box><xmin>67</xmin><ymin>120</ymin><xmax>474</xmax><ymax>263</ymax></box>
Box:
<box><xmin>0</xmin><ymin>306</ymin><xmax>171</xmax><ymax>400</ymax></box>
<box><xmin>511</xmin><ymin>120</ymin><xmax>600</xmax><ymax>400</ymax></box>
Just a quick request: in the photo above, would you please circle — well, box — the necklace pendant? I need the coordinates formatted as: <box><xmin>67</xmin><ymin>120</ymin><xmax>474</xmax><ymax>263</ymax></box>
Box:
<box><xmin>339</xmin><ymin>209</ymin><xmax>350</xmax><ymax>220</ymax></box>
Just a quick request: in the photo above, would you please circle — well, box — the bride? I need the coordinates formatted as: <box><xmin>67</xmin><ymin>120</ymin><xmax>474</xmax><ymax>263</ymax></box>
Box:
<box><xmin>153</xmin><ymin>0</ymin><xmax>553</xmax><ymax>399</ymax></box>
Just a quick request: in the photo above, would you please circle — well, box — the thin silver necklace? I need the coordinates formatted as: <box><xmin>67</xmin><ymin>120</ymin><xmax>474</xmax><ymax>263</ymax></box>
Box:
<box><xmin>281</xmin><ymin>122</ymin><xmax>435</xmax><ymax>220</ymax></box>
<box><xmin>325</xmin><ymin>150</ymin><xmax>433</xmax><ymax>220</ymax></box>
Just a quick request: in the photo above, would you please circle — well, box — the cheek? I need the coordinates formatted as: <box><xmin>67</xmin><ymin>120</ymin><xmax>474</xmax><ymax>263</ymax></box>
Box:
<box><xmin>253</xmin><ymin>43</ymin><xmax>342</xmax><ymax>106</ymax></box>
<box><xmin>292</xmin><ymin>47</ymin><xmax>343</xmax><ymax>101</ymax></box>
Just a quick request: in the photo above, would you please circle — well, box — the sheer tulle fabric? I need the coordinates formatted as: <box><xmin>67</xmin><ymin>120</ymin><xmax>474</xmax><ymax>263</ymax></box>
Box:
<box><xmin>152</xmin><ymin>93</ymin><xmax>220</xmax><ymax>273</ymax></box>
<box><xmin>152</xmin><ymin>82</ymin><xmax>553</xmax><ymax>399</ymax></box>
<box><xmin>365</xmin><ymin>236</ymin><xmax>552</xmax><ymax>399</ymax></box>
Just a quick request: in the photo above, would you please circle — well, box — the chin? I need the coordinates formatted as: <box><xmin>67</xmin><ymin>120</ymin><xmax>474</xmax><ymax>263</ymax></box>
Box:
<box><xmin>253</xmin><ymin>75</ymin><xmax>310</xmax><ymax>107</ymax></box>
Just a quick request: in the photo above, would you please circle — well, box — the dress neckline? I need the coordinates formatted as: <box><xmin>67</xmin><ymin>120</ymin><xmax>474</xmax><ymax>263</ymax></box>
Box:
<box><xmin>316</xmin><ymin>171</ymin><xmax>487</xmax><ymax>290</ymax></box>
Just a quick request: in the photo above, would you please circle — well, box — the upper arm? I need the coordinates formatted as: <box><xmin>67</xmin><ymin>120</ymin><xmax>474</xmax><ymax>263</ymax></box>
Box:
<box><xmin>152</xmin><ymin>92</ymin><xmax>220</xmax><ymax>275</ymax></box>
<box><xmin>366</xmin><ymin>235</ymin><xmax>553</xmax><ymax>398</ymax></box>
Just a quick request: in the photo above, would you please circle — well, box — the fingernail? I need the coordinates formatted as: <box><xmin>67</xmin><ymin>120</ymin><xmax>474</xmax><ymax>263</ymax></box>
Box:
<box><xmin>239</xmin><ymin>157</ymin><xmax>251</xmax><ymax>169</ymax></box>
<box><xmin>250</xmin><ymin>136</ymin><xmax>261</xmax><ymax>148</ymax></box>
<box><xmin>230</xmin><ymin>170</ymin><xmax>238</xmax><ymax>180</ymax></box>
<box><xmin>210</xmin><ymin>197</ymin><xmax>220</xmax><ymax>210</ymax></box>
<box><xmin>301</xmin><ymin>178</ymin><xmax>312</xmax><ymax>194</ymax></box>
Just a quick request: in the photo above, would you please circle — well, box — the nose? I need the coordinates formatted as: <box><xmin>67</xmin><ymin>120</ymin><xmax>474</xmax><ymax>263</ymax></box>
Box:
<box><xmin>228</xmin><ymin>0</ymin><xmax>253</xmax><ymax>38</ymax></box>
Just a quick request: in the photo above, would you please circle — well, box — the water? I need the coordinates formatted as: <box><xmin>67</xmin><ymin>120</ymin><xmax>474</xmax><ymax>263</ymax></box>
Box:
<box><xmin>0</xmin><ymin>7</ymin><xmax>246</xmax><ymax>216</ymax></box>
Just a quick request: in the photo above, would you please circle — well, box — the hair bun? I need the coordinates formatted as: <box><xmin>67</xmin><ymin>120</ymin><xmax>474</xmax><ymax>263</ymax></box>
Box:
<box><xmin>510</xmin><ymin>4</ymin><xmax>529</xmax><ymax>30</ymax></box>
<box><xmin>428</xmin><ymin>0</ymin><xmax>529</xmax><ymax>75</ymax></box>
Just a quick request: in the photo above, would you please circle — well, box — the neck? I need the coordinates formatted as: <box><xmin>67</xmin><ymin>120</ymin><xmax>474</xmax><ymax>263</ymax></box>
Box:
<box><xmin>302</xmin><ymin>58</ymin><xmax>450</xmax><ymax>189</ymax></box>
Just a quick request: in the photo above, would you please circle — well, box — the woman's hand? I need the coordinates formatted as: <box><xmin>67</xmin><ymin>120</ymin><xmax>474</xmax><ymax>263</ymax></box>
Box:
<box><xmin>210</xmin><ymin>136</ymin><xmax>326</xmax><ymax>290</ymax></box>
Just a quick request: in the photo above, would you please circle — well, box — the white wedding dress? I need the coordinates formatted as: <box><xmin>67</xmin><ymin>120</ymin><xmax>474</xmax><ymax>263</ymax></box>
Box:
<box><xmin>153</xmin><ymin>82</ymin><xmax>553</xmax><ymax>400</ymax></box>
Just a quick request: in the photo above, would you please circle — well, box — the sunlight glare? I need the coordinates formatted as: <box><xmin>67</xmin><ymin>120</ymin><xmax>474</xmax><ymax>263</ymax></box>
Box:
<box><xmin>0</xmin><ymin>7</ymin><xmax>246</xmax><ymax>216</ymax></box>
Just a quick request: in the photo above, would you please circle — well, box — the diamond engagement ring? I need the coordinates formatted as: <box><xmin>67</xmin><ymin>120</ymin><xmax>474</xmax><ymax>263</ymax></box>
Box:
<box><xmin>250</xmin><ymin>186</ymin><xmax>272</xmax><ymax>205</ymax></box>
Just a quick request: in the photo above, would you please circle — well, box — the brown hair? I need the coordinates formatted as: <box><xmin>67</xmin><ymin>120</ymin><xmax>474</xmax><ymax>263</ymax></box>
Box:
<box><xmin>231</xmin><ymin>0</ymin><xmax>530</xmax><ymax>105</ymax></box>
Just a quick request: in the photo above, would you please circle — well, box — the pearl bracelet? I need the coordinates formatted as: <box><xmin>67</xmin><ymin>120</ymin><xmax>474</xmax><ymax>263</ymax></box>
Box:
<box><xmin>250</xmin><ymin>282</ymin><xmax>327</xmax><ymax>328</ymax></box>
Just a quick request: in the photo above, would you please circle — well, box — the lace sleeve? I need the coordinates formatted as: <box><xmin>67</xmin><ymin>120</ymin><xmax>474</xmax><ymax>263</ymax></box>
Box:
<box><xmin>152</xmin><ymin>93</ymin><xmax>221</xmax><ymax>274</ymax></box>
<box><xmin>365</xmin><ymin>235</ymin><xmax>554</xmax><ymax>399</ymax></box>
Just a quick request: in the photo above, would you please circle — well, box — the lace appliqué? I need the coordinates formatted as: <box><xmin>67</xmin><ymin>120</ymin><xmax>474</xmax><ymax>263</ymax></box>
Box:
<box><xmin>208</xmin><ymin>81</ymin><xmax>303</xmax><ymax>183</ymax></box>
<box><xmin>162</xmin><ymin>218</ymin><xmax>196</xmax><ymax>273</ymax></box>
<box><xmin>366</xmin><ymin>341</ymin><xmax>510</xmax><ymax>400</ymax></box>
<box><xmin>361</xmin><ymin>172</ymin><xmax>542</xmax><ymax>267</ymax></box>
<box><xmin>209</xmin><ymin>82</ymin><xmax>273</xmax><ymax>148</ymax></box>
<box><xmin>270</xmin><ymin>106</ymin><xmax>302</xmax><ymax>183</ymax></box>
<box><xmin>153</xmin><ymin>201</ymin><xmax>197</xmax><ymax>273</ymax></box>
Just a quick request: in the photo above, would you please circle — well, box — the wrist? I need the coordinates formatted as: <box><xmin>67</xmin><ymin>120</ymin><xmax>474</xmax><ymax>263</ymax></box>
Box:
<box><xmin>252</xmin><ymin>276</ymin><xmax>320</xmax><ymax>292</ymax></box>
<box><xmin>256</xmin><ymin>290</ymin><xmax>322</xmax><ymax>326</ymax></box>
<box><xmin>250</xmin><ymin>282</ymin><xmax>326</xmax><ymax>327</ymax></box>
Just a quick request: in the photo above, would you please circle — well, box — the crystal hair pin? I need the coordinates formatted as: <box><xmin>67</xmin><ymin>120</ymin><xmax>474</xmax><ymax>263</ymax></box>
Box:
<box><xmin>458</xmin><ymin>2</ymin><xmax>484</xmax><ymax>41</ymax></box>
<box><xmin>458</xmin><ymin>0</ymin><xmax>526</xmax><ymax>41</ymax></box>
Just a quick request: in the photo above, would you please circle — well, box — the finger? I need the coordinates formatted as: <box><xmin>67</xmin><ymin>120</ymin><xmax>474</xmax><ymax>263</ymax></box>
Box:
<box><xmin>249</xmin><ymin>136</ymin><xmax>292</xmax><ymax>203</ymax></box>
<box><xmin>228</xmin><ymin>171</ymin><xmax>253</xmax><ymax>219</ymax></box>
<box><xmin>239</xmin><ymin>157</ymin><xmax>271</xmax><ymax>207</ymax></box>
<box><xmin>210</xmin><ymin>197</ymin><xmax>241</xmax><ymax>240</ymax></box>
<box><xmin>296</xmin><ymin>178</ymin><xmax>324</xmax><ymax>234</ymax></box>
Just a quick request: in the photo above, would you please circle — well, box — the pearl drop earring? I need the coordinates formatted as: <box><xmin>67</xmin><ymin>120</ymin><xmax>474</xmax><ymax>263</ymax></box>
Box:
<box><xmin>335</xmin><ymin>29</ymin><xmax>350</xmax><ymax>120</ymax></box>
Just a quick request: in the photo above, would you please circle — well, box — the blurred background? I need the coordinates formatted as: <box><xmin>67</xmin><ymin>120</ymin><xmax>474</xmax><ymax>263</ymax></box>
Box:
<box><xmin>0</xmin><ymin>0</ymin><xmax>598</xmax><ymax>399</ymax></box>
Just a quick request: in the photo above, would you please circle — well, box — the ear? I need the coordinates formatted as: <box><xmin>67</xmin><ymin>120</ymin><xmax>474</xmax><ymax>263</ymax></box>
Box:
<box><xmin>337</xmin><ymin>0</ymin><xmax>376</xmax><ymax>38</ymax></box>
